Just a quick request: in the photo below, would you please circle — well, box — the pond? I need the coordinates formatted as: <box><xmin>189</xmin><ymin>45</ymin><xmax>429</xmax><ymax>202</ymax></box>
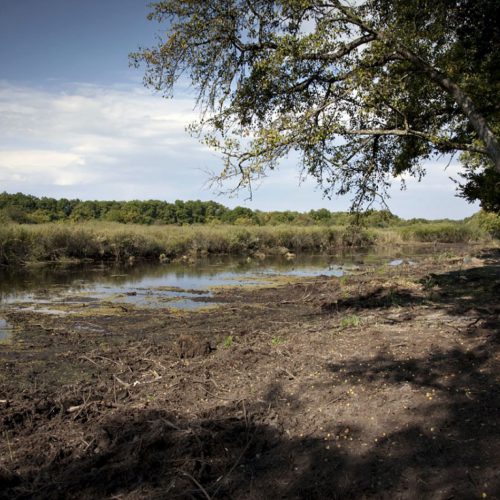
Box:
<box><xmin>0</xmin><ymin>246</ymin><xmax>447</xmax><ymax>314</ymax></box>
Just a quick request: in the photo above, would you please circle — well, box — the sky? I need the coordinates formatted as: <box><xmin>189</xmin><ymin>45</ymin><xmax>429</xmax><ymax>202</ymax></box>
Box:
<box><xmin>0</xmin><ymin>0</ymin><xmax>479</xmax><ymax>219</ymax></box>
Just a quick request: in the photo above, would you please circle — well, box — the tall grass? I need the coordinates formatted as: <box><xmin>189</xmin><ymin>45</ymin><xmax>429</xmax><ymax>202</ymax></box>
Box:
<box><xmin>0</xmin><ymin>220</ymin><xmax>494</xmax><ymax>266</ymax></box>
<box><xmin>399</xmin><ymin>222</ymin><xmax>484</xmax><ymax>243</ymax></box>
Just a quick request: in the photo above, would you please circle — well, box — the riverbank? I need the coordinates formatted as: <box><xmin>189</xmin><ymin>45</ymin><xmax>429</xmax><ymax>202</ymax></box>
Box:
<box><xmin>0</xmin><ymin>220</ymin><xmax>494</xmax><ymax>267</ymax></box>
<box><xmin>1</xmin><ymin>246</ymin><xmax>499</xmax><ymax>498</ymax></box>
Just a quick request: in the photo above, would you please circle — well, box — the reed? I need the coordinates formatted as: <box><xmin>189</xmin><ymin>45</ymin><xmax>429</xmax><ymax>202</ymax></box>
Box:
<box><xmin>0</xmin><ymin>220</ymin><xmax>494</xmax><ymax>266</ymax></box>
<box><xmin>398</xmin><ymin>222</ymin><xmax>484</xmax><ymax>243</ymax></box>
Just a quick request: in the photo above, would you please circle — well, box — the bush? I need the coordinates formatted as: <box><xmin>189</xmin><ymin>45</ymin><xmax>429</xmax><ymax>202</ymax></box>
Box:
<box><xmin>400</xmin><ymin>223</ymin><xmax>483</xmax><ymax>243</ymax></box>
<box><xmin>467</xmin><ymin>211</ymin><xmax>500</xmax><ymax>238</ymax></box>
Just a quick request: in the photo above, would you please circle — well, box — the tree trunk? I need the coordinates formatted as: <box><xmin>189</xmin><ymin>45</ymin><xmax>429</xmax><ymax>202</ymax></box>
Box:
<box><xmin>398</xmin><ymin>48</ymin><xmax>500</xmax><ymax>172</ymax></box>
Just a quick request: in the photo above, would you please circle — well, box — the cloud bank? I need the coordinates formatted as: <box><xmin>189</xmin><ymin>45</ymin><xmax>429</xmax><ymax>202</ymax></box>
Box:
<box><xmin>0</xmin><ymin>81</ymin><xmax>212</xmax><ymax>199</ymax></box>
<box><xmin>0</xmin><ymin>81</ymin><xmax>478</xmax><ymax>218</ymax></box>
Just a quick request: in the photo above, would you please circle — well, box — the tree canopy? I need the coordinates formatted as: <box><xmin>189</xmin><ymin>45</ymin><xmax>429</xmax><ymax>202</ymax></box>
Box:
<box><xmin>0</xmin><ymin>191</ymin><xmax>402</xmax><ymax>226</ymax></box>
<box><xmin>132</xmin><ymin>0</ymin><xmax>500</xmax><ymax>211</ymax></box>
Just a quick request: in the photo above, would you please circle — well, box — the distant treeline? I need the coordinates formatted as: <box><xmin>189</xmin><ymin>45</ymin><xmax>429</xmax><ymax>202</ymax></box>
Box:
<box><xmin>0</xmin><ymin>192</ymin><xmax>459</xmax><ymax>227</ymax></box>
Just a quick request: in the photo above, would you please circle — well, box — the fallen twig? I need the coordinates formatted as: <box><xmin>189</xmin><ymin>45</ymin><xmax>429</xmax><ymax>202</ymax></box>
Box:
<box><xmin>179</xmin><ymin>470</ymin><xmax>212</xmax><ymax>500</ymax></box>
<box><xmin>113</xmin><ymin>375</ymin><xmax>131</xmax><ymax>389</ymax></box>
<box><xmin>79</xmin><ymin>355</ymin><xmax>99</xmax><ymax>368</ymax></box>
<box><xmin>211</xmin><ymin>437</ymin><xmax>253</xmax><ymax>497</ymax></box>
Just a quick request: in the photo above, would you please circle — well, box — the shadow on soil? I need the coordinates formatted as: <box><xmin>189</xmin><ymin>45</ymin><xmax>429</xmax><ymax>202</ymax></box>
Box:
<box><xmin>2</xmin><ymin>257</ymin><xmax>499</xmax><ymax>499</ymax></box>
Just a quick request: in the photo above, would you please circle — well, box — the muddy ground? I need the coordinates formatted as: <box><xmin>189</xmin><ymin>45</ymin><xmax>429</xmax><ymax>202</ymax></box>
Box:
<box><xmin>1</xmin><ymin>248</ymin><xmax>499</xmax><ymax>499</ymax></box>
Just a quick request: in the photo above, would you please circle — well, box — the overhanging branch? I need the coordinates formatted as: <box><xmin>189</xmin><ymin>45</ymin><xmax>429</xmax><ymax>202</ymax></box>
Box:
<box><xmin>342</xmin><ymin>129</ymin><xmax>487</xmax><ymax>155</ymax></box>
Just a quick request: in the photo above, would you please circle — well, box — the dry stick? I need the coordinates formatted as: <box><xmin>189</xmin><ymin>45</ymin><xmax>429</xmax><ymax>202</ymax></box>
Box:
<box><xmin>326</xmin><ymin>392</ymin><xmax>346</xmax><ymax>406</ymax></box>
<box><xmin>67</xmin><ymin>404</ymin><xmax>85</xmax><ymax>414</ymax></box>
<box><xmin>242</xmin><ymin>400</ymin><xmax>249</xmax><ymax>431</ymax></box>
<box><xmin>79</xmin><ymin>355</ymin><xmax>99</xmax><ymax>368</ymax></box>
<box><xmin>3</xmin><ymin>431</ymin><xmax>14</xmax><ymax>462</ymax></box>
<box><xmin>191</xmin><ymin>382</ymin><xmax>240</xmax><ymax>402</ymax></box>
<box><xmin>179</xmin><ymin>470</ymin><xmax>212</xmax><ymax>500</ymax></box>
<box><xmin>140</xmin><ymin>357</ymin><xmax>166</xmax><ymax>370</ymax></box>
<box><xmin>211</xmin><ymin>438</ymin><xmax>253</xmax><ymax>498</ymax></box>
<box><xmin>113</xmin><ymin>375</ymin><xmax>131</xmax><ymax>389</ymax></box>
<box><xmin>192</xmin><ymin>378</ymin><xmax>227</xmax><ymax>392</ymax></box>
<box><xmin>94</xmin><ymin>355</ymin><xmax>121</xmax><ymax>366</ymax></box>
<box><xmin>279</xmin><ymin>367</ymin><xmax>296</xmax><ymax>379</ymax></box>
<box><xmin>68</xmin><ymin>390</ymin><xmax>91</xmax><ymax>420</ymax></box>
<box><xmin>133</xmin><ymin>375</ymin><xmax>163</xmax><ymax>386</ymax></box>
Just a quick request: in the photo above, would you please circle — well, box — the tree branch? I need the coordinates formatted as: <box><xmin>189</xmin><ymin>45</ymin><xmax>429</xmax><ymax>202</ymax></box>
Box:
<box><xmin>323</xmin><ymin>1</ymin><xmax>500</xmax><ymax>169</ymax></box>
<box><xmin>341</xmin><ymin>129</ymin><xmax>487</xmax><ymax>155</ymax></box>
<box><xmin>300</xmin><ymin>34</ymin><xmax>376</xmax><ymax>62</ymax></box>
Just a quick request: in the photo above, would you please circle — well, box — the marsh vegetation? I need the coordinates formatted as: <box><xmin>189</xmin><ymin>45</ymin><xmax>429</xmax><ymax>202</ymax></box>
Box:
<box><xmin>1</xmin><ymin>195</ymin><xmax>498</xmax><ymax>267</ymax></box>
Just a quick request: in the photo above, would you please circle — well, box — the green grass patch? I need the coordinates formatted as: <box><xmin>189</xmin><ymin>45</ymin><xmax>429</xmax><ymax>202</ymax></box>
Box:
<box><xmin>223</xmin><ymin>335</ymin><xmax>234</xmax><ymax>348</ymax></box>
<box><xmin>271</xmin><ymin>336</ymin><xmax>286</xmax><ymax>345</ymax></box>
<box><xmin>339</xmin><ymin>315</ymin><xmax>361</xmax><ymax>329</ymax></box>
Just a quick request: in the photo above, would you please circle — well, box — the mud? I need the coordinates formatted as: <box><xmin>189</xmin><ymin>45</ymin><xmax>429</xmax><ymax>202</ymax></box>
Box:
<box><xmin>1</xmin><ymin>248</ymin><xmax>499</xmax><ymax>499</ymax></box>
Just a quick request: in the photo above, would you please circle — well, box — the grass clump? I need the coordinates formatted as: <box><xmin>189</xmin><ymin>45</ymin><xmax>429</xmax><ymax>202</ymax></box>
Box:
<box><xmin>223</xmin><ymin>335</ymin><xmax>234</xmax><ymax>348</ymax></box>
<box><xmin>271</xmin><ymin>336</ymin><xmax>286</xmax><ymax>346</ymax></box>
<box><xmin>339</xmin><ymin>315</ymin><xmax>361</xmax><ymax>329</ymax></box>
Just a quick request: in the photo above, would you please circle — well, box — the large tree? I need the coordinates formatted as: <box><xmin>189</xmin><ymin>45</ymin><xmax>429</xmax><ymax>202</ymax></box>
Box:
<box><xmin>132</xmin><ymin>0</ymin><xmax>500</xmax><ymax>210</ymax></box>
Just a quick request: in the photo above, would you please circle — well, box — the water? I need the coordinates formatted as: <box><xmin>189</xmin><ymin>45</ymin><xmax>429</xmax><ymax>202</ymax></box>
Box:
<box><xmin>0</xmin><ymin>247</ymin><xmax>445</xmax><ymax>313</ymax></box>
<box><xmin>388</xmin><ymin>259</ymin><xmax>417</xmax><ymax>267</ymax></box>
<box><xmin>0</xmin><ymin>254</ymin><xmax>346</xmax><ymax>311</ymax></box>
<box><xmin>0</xmin><ymin>318</ymin><xmax>14</xmax><ymax>341</ymax></box>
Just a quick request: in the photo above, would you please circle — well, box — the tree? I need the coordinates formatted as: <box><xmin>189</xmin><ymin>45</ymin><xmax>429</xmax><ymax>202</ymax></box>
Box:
<box><xmin>132</xmin><ymin>0</ymin><xmax>499</xmax><ymax>211</ymax></box>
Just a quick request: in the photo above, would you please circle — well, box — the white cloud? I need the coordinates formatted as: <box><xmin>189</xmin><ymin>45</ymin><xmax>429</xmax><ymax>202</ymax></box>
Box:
<box><xmin>0</xmin><ymin>80</ymin><xmax>479</xmax><ymax>218</ymax></box>
<box><xmin>0</xmin><ymin>81</ymin><xmax>212</xmax><ymax>195</ymax></box>
<box><xmin>0</xmin><ymin>150</ymin><xmax>91</xmax><ymax>186</ymax></box>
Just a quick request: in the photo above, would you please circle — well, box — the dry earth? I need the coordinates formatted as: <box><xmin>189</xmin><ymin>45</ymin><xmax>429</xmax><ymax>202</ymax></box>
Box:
<box><xmin>1</xmin><ymin>248</ymin><xmax>499</xmax><ymax>499</ymax></box>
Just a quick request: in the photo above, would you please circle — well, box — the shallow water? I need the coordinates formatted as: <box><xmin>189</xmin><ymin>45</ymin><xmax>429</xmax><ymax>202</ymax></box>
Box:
<box><xmin>0</xmin><ymin>246</ymin><xmax>454</xmax><ymax>312</ymax></box>
<box><xmin>0</xmin><ymin>318</ymin><xmax>14</xmax><ymax>341</ymax></box>
<box><xmin>0</xmin><ymin>254</ymin><xmax>346</xmax><ymax>311</ymax></box>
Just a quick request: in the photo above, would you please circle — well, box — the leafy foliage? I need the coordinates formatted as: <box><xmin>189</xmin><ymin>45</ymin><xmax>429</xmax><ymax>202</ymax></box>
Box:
<box><xmin>132</xmin><ymin>0</ymin><xmax>500</xmax><ymax>210</ymax></box>
<box><xmin>458</xmin><ymin>157</ymin><xmax>500</xmax><ymax>213</ymax></box>
<box><xmin>0</xmin><ymin>192</ymin><xmax>401</xmax><ymax>226</ymax></box>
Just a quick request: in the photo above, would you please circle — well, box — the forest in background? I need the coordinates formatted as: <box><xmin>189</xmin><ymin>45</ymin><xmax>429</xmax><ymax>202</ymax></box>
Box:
<box><xmin>1</xmin><ymin>191</ymin><xmax>498</xmax><ymax>230</ymax></box>
<box><xmin>1</xmin><ymin>192</ymin><xmax>499</xmax><ymax>267</ymax></box>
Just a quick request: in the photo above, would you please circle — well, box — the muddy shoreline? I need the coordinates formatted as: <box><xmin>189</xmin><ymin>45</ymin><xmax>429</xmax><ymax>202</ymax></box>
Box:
<box><xmin>1</xmin><ymin>247</ymin><xmax>499</xmax><ymax>499</ymax></box>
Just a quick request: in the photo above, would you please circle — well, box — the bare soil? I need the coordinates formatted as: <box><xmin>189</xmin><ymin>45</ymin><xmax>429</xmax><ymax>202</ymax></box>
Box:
<box><xmin>1</xmin><ymin>248</ymin><xmax>499</xmax><ymax>499</ymax></box>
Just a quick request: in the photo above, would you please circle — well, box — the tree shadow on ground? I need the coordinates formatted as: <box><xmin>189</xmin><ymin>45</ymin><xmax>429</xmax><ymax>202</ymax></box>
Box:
<box><xmin>321</xmin><ymin>250</ymin><xmax>500</xmax><ymax>318</ymax></box>
<box><xmin>2</xmin><ymin>259</ymin><xmax>499</xmax><ymax>499</ymax></box>
<box><xmin>321</xmin><ymin>286</ymin><xmax>423</xmax><ymax>311</ymax></box>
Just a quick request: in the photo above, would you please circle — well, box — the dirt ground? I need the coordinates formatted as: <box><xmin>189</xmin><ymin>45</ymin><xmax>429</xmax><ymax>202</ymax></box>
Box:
<box><xmin>1</xmin><ymin>247</ymin><xmax>499</xmax><ymax>499</ymax></box>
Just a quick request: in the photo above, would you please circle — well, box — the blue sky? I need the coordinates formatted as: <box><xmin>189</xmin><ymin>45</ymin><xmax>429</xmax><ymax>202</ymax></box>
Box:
<box><xmin>0</xmin><ymin>0</ymin><xmax>479</xmax><ymax>218</ymax></box>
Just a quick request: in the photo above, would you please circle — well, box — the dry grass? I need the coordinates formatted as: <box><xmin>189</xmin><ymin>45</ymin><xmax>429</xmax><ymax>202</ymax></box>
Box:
<box><xmin>0</xmin><ymin>221</ymin><xmax>493</xmax><ymax>266</ymax></box>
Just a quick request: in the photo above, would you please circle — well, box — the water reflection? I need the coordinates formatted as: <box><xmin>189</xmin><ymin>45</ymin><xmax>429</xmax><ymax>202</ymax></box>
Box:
<box><xmin>0</xmin><ymin>246</ymin><xmax>449</xmax><ymax>311</ymax></box>
<box><xmin>0</xmin><ymin>318</ymin><xmax>14</xmax><ymax>341</ymax></box>
<box><xmin>0</xmin><ymin>254</ymin><xmax>345</xmax><ymax>306</ymax></box>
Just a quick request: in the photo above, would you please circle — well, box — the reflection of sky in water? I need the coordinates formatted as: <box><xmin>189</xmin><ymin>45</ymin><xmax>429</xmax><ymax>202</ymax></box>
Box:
<box><xmin>0</xmin><ymin>318</ymin><xmax>13</xmax><ymax>340</ymax></box>
<box><xmin>1</xmin><ymin>258</ymin><xmax>345</xmax><ymax>310</ymax></box>
<box><xmin>389</xmin><ymin>259</ymin><xmax>404</xmax><ymax>266</ymax></box>
<box><xmin>84</xmin><ymin>266</ymin><xmax>344</xmax><ymax>291</ymax></box>
<box><xmin>0</xmin><ymin>248</ymin><xmax>433</xmax><ymax>311</ymax></box>
<box><xmin>389</xmin><ymin>259</ymin><xmax>417</xmax><ymax>266</ymax></box>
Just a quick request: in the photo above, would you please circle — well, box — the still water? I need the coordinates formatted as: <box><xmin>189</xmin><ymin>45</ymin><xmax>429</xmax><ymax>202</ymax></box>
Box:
<box><xmin>0</xmin><ymin>247</ymin><xmax>433</xmax><ymax>317</ymax></box>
